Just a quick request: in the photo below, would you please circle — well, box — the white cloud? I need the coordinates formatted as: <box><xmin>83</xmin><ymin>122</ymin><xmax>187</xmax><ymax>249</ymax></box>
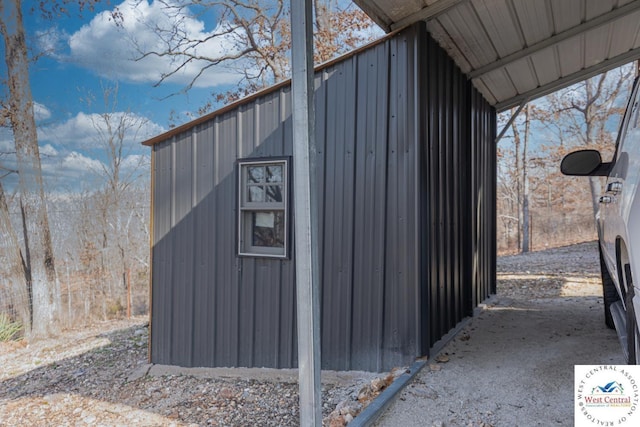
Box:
<box><xmin>67</xmin><ymin>0</ymin><xmax>243</xmax><ymax>88</ymax></box>
<box><xmin>38</xmin><ymin>112</ymin><xmax>97</xmax><ymax>147</ymax></box>
<box><xmin>34</xmin><ymin>102</ymin><xmax>52</xmax><ymax>121</ymax></box>
<box><xmin>39</xmin><ymin>151</ymin><xmax>104</xmax><ymax>191</ymax></box>
<box><xmin>0</xmin><ymin>131</ymin><xmax>14</xmax><ymax>152</ymax></box>
<box><xmin>39</xmin><ymin>111</ymin><xmax>165</xmax><ymax>149</ymax></box>
<box><xmin>1</xmin><ymin>110</ymin><xmax>160</xmax><ymax>193</ymax></box>
<box><xmin>40</xmin><ymin>144</ymin><xmax>59</xmax><ymax>156</ymax></box>
<box><xmin>36</xmin><ymin>27</ymin><xmax>67</xmax><ymax>58</ymax></box>
<box><xmin>121</xmin><ymin>153</ymin><xmax>150</xmax><ymax>170</ymax></box>
<box><xmin>60</xmin><ymin>151</ymin><xmax>104</xmax><ymax>172</ymax></box>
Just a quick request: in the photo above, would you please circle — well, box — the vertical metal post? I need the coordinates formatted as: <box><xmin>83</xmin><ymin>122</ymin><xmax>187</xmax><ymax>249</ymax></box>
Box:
<box><xmin>290</xmin><ymin>0</ymin><xmax>322</xmax><ymax>425</ymax></box>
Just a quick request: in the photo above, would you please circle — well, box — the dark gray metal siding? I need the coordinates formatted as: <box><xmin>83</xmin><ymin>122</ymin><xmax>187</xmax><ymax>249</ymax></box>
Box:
<box><xmin>150</xmin><ymin>22</ymin><xmax>496</xmax><ymax>372</ymax></box>
<box><xmin>418</xmin><ymin>28</ymin><xmax>497</xmax><ymax>351</ymax></box>
<box><xmin>316</xmin><ymin>30</ymin><xmax>423</xmax><ymax>371</ymax></box>
<box><xmin>470</xmin><ymin>89</ymin><xmax>497</xmax><ymax>306</ymax></box>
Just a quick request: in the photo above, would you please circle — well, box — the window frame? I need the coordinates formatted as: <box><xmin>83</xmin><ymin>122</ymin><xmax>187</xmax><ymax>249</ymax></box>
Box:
<box><xmin>237</xmin><ymin>157</ymin><xmax>291</xmax><ymax>258</ymax></box>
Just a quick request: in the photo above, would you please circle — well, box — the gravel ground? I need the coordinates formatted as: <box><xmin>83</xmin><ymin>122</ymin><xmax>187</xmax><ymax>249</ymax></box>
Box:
<box><xmin>0</xmin><ymin>317</ymin><xmax>387</xmax><ymax>426</ymax></box>
<box><xmin>0</xmin><ymin>241</ymin><xmax>616</xmax><ymax>426</ymax></box>
<box><xmin>375</xmin><ymin>240</ymin><xmax>624</xmax><ymax>427</ymax></box>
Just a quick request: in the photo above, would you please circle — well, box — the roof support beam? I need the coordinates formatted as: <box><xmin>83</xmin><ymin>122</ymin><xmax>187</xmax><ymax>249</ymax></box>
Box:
<box><xmin>290</xmin><ymin>0</ymin><xmax>322</xmax><ymax>425</ymax></box>
<box><xmin>389</xmin><ymin>0</ymin><xmax>468</xmax><ymax>32</ymax></box>
<box><xmin>469</xmin><ymin>0</ymin><xmax>640</xmax><ymax>80</ymax></box>
<box><xmin>495</xmin><ymin>46</ymin><xmax>640</xmax><ymax>112</ymax></box>
<box><xmin>495</xmin><ymin>98</ymin><xmax>529</xmax><ymax>143</ymax></box>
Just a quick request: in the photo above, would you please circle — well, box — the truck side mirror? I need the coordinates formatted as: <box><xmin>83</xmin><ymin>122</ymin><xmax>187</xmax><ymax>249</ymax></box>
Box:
<box><xmin>561</xmin><ymin>149</ymin><xmax>611</xmax><ymax>176</ymax></box>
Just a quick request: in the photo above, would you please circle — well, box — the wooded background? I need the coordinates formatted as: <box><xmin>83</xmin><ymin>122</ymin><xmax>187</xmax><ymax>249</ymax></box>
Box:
<box><xmin>0</xmin><ymin>0</ymin><xmax>636</xmax><ymax>340</ymax></box>
<box><xmin>496</xmin><ymin>63</ymin><xmax>635</xmax><ymax>254</ymax></box>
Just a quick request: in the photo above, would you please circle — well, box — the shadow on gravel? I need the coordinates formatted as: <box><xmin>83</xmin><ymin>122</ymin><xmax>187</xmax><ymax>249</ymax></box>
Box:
<box><xmin>0</xmin><ymin>322</ymin><xmax>375</xmax><ymax>426</ymax></box>
<box><xmin>0</xmin><ymin>325</ymin><xmax>156</xmax><ymax>416</ymax></box>
<box><xmin>0</xmin><ymin>323</ymin><xmax>304</xmax><ymax>425</ymax></box>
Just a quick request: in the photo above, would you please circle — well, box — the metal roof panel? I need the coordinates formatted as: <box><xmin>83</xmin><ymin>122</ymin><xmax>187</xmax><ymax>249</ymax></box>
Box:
<box><xmin>550</xmin><ymin>0</ymin><xmax>585</xmax><ymax>33</ymax></box>
<box><xmin>557</xmin><ymin>35</ymin><xmax>585</xmax><ymax>77</ymax></box>
<box><xmin>473</xmin><ymin>0</ymin><xmax>523</xmax><ymax>57</ymax></box>
<box><xmin>436</xmin><ymin>4</ymin><xmax>498</xmax><ymax>69</ymax></box>
<box><xmin>585</xmin><ymin>0</ymin><xmax>615</xmax><ymax>20</ymax></box>
<box><xmin>354</xmin><ymin>0</ymin><xmax>640</xmax><ymax>111</ymax></box>
<box><xmin>609</xmin><ymin>11</ymin><xmax>640</xmax><ymax>56</ymax></box>
<box><xmin>511</xmin><ymin>0</ymin><xmax>554</xmax><ymax>45</ymax></box>
<box><xmin>530</xmin><ymin>46</ymin><xmax>561</xmax><ymax>86</ymax></box>
<box><xmin>504</xmin><ymin>57</ymin><xmax>539</xmax><ymax>93</ymax></box>
<box><xmin>478</xmin><ymin>68</ymin><xmax>518</xmax><ymax>103</ymax></box>
<box><xmin>426</xmin><ymin>20</ymin><xmax>473</xmax><ymax>73</ymax></box>
<box><xmin>584</xmin><ymin>26</ymin><xmax>612</xmax><ymax>67</ymax></box>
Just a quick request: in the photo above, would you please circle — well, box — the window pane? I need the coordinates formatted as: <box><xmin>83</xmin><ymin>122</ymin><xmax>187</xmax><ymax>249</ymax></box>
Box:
<box><xmin>251</xmin><ymin>211</ymin><xmax>285</xmax><ymax>248</ymax></box>
<box><xmin>247</xmin><ymin>166</ymin><xmax>265</xmax><ymax>183</ymax></box>
<box><xmin>238</xmin><ymin>160</ymin><xmax>288</xmax><ymax>257</ymax></box>
<box><xmin>248</xmin><ymin>185</ymin><xmax>264</xmax><ymax>202</ymax></box>
<box><xmin>267</xmin><ymin>165</ymin><xmax>283</xmax><ymax>182</ymax></box>
<box><xmin>265</xmin><ymin>184</ymin><xmax>283</xmax><ymax>203</ymax></box>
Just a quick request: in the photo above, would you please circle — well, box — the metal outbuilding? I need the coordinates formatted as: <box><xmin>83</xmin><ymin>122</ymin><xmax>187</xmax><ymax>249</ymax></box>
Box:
<box><xmin>143</xmin><ymin>0</ymin><xmax>640</xmax><ymax>372</ymax></box>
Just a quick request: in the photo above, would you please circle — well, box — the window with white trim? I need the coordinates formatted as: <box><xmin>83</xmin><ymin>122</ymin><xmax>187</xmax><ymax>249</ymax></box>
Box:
<box><xmin>238</xmin><ymin>158</ymin><xmax>289</xmax><ymax>258</ymax></box>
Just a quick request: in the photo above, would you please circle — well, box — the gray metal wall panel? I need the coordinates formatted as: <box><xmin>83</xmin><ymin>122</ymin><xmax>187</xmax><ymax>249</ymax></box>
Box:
<box><xmin>213</xmin><ymin>112</ymin><xmax>240</xmax><ymax>367</ymax></box>
<box><xmin>191</xmin><ymin>122</ymin><xmax>216</xmax><ymax>367</ymax></box>
<box><xmin>237</xmin><ymin>106</ymin><xmax>257</xmax><ymax>367</ymax></box>
<box><xmin>349</xmin><ymin>42</ymin><xmax>390</xmax><ymax>371</ymax></box>
<box><xmin>278</xmin><ymin>88</ymin><xmax>297</xmax><ymax>369</ymax></box>
<box><xmin>247</xmin><ymin>91</ymin><xmax>287</xmax><ymax>367</ymax></box>
<box><xmin>151</xmin><ymin>140</ymin><xmax>173</xmax><ymax>365</ymax></box>
<box><xmin>381</xmin><ymin>31</ymin><xmax>421</xmax><ymax>370</ymax></box>
<box><xmin>171</xmin><ymin>132</ymin><xmax>195</xmax><ymax>366</ymax></box>
<box><xmin>319</xmin><ymin>60</ymin><xmax>358</xmax><ymax>370</ymax></box>
<box><xmin>419</xmin><ymin>24</ymin><xmax>496</xmax><ymax>351</ymax></box>
<box><xmin>149</xmin><ymin>22</ymin><xmax>496</xmax><ymax>371</ymax></box>
<box><xmin>470</xmin><ymin>89</ymin><xmax>497</xmax><ymax>305</ymax></box>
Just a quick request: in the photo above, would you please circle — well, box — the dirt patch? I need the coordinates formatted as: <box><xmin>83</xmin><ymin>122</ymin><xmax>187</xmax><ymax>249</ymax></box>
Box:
<box><xmin>375</xmin><ymin>241</ymin><xmax>624</xmax><ymax>426</ymax></box>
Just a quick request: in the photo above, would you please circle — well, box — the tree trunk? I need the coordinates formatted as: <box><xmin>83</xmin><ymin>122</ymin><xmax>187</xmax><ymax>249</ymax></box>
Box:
<box><xmin>510</xmin><ymin>114</ymin><xmax>522</xmax><ymax>251</ymax></box>
<box><xmin>0</xmin><ymin>0</ymin><xmax>60</xmax><ymax>338</ymax></box>
<box><xmin>522</xmin><ymin>194</ymin><xmax>530</xmax><ymax>253</ymax></box>
<box><xmin>0</xmin><ymin>181</ymin><xmax>31</xmax><ymax>332</ymax></box>
<box><xmin>521</xmin><ymin>104</ymin><xmax>531</xmax><ymax>253</ymax></box>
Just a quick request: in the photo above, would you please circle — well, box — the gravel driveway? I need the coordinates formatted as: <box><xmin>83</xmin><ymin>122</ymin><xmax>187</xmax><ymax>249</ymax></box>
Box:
<box><xmin>0</xmin><ymin>241</ymin><xmax>621</xmax><ymax>426</ymax></box>
<box><xmin>374</xmin><ymin>241</ymin><xmax>624</xmax><ymax>426</ymax></box>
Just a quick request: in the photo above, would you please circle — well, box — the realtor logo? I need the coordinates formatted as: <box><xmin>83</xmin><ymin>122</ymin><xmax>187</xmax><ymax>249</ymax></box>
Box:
<box><xmin>575</xmin><ymin>366</ymin><xmax>640</xmax><ymax>426</ymax></box>
<box><xmin>594</xmin><ymin>381</ymin><xmax>623</xmax><ymax>394</ymax></box>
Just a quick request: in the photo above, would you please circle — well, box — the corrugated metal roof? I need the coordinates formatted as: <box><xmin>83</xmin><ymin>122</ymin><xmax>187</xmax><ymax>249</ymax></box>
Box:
<box><xmin>354</xmin><ymin>0</ymin><xmax>640</xmax><ymax>111</ymax></box>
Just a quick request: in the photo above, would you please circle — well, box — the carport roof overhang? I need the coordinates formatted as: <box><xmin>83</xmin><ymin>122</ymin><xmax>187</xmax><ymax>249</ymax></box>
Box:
<box><xmin>354</xmin><ymin>0</ymin><xmax>640</xmax><ymax>112</ymax></box>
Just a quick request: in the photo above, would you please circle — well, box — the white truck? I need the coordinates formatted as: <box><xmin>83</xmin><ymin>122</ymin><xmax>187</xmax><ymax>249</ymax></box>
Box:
<box><xmin>561</xmin><ymin>74</ymin><xmax>640</xmax><ymax>363</ymax></box>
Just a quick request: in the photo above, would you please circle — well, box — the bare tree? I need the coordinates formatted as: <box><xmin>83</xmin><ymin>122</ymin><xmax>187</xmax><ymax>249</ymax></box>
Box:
<box><xmin>0</xmin><ymin>0</ymin><xmax>61</xmax><ymax>338</ymax></box>
<box><xmin>504</xmin><ymin>103</ymin><xmax>534</xmax><ymax>253</ymax></box>
<box><xmin>497</xmin><ymin>64</ymin><xmax>635</xmax><ymax>254</ymax></box>
<box><xmin>78</xmin><ymin>83</ymin><xmax>150</xmax><ymax>318</ymax></box>
<box><xmin>123</xmin><ymin>0</ymin><xmax>376</xmax><ymax>111</ymax></box>
<box><xmin>544</xmin><ymin>65</ymin><xmax>634</xmax><ymax>213</ymax></box>
<box><xmin>0</xmin><ymin>0</ymin><xmax>108</xmax><ymax>337</ymax></box>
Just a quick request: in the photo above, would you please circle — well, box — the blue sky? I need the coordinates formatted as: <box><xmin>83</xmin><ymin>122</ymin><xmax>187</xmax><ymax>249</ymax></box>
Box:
<box><xmin>1</xmin><ymin>0</ymin><xmax>267</xmax><ymax>193</ymax></box>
